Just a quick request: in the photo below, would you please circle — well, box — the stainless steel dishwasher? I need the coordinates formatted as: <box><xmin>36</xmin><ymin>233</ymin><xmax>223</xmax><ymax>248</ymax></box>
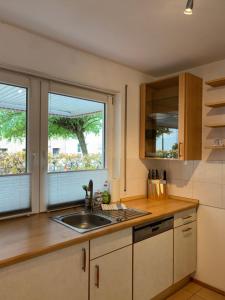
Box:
<box><xmin>133</xmin><ymin>217</ymin><xmax>174</xmax><ymax>300</ymax></box>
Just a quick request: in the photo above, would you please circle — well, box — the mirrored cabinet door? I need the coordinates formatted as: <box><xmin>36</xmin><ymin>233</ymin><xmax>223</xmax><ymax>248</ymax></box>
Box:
<box><xmin>145</xmin><ymin>81</ymin><xmax>179</xmax><ymax>159</ymax></box>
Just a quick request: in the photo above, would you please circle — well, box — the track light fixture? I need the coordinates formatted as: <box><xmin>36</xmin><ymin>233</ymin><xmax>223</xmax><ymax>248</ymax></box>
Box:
<box><xmin>184</xmin><ymin>0</ymin><xmax>193</xmax><ymax>15</ymax></box>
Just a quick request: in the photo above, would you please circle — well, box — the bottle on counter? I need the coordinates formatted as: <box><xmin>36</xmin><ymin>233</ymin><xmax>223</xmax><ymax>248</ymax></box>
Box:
<box><xmin>102</xmin><ymin>180</ymin><xmax>111</xmax><ymax>204</ymax></box>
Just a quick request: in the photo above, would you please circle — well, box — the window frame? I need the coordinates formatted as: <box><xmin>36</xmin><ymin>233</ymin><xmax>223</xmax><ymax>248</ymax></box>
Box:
<box><xmin>0</xmin><ymin>68</ymin><xmax>114</xmax><ymax>217</ymax></box>
<box><xmin>0</xmin><ymin>69</ymin><xmax>41</xmax><ymax>217</ymax></box>
<box><xmin>40</xmin><ymin>80</ymin><xmax>113</xmax><ymax>212</ymax></box>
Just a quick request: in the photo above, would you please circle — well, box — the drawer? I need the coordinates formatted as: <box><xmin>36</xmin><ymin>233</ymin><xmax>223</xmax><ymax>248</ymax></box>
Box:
<box><xmin>90</xmin><ymin>228</ymin><xmax>132</xmax><ymax>259</ymax></box>
<box><xmin>174</xmin><ymin>208</ymin><xmax>196</xmax><ymax>228</ymax></box>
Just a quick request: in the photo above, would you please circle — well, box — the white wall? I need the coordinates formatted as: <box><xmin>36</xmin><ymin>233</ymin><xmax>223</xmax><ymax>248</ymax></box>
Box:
<box><xmin>147</xmin><ymin>59</ymin><xmax>225</xmax><ymax>292</ymax></box>
<box><xmin>0</xmin><ymin>22</ymin><xmax>152</xmax><ymax>198</ymax></box>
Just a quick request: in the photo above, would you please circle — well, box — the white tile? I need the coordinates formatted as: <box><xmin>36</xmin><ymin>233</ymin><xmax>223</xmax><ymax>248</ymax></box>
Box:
<box><xmin>167</xmin><ymin>179</ymin><xmax>193</xmax><ymax>198</ymax></box>
<box><xmin>145</xmin><ymin>159</ymin><xmax>169</xmax><ymax>172</ymax></box>
<box><xmin>193</xmin><ymin>181</ymin><xmax>222</xmax><ymax>208</ymax></box>
<box><xmin>126</xmin><ymin>158</ymin><xmax>148</xmax><ymax>179</ymax></box>
<box><xmin>126</xmin><ymin>178</ymin><xmax>147</xmax><ymax>196</ymax></box>
<box><xmin>168</xmin><ymin>160</ymin><xmax>194</xmax><ymax>181</ymax></box>
<box><xmin>192</xmin><ymin>161</ymin><xmax>223</xmax><ymax>184</ymax></box>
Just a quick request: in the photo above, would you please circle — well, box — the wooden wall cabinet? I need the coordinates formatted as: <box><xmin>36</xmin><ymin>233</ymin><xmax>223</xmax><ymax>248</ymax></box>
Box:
<box><xmin>140</xmin><ymin>73</ymin><xmax>202</xmax><ymax>160</ymax></box>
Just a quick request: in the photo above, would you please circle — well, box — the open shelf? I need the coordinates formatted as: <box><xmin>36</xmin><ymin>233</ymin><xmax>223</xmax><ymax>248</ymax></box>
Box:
<box><xmin>205</xmin><ymin>145</ymin><xmax>225</xmax><ymax>150</ymax></box>
<box><xmin>205</xmin><ymin>77</ymin><xmax>225</xmax><ymax>87</ymax></box>
<box><xmin>205</xmin><ymin>123</ymin><xmax>225</xmax><ymax>128</ymax></box>
<box><xmin>205</xmin><ymin>100</ymin><xmax>225</xmax><ymax>108</ymax></box>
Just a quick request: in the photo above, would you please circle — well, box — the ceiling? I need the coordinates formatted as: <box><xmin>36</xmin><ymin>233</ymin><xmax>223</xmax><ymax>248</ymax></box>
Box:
<box><xmin>0</xmin><ymin>0</ymin><xmax>224</xmax><ymax>76</ymax></box>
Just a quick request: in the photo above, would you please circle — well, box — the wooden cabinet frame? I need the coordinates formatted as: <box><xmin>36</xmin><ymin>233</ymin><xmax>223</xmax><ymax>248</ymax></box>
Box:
<box><xmin>140</xmin><ymin>72</ymin><xmax>202</xmax><ymax>160</ymax></box>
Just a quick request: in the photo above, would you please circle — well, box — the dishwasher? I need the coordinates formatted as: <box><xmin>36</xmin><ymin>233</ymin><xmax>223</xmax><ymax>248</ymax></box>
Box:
<box><xmin>133</xmin><ymin>216</ymin><xmax>174</xmax><ymax>300</ymax></box>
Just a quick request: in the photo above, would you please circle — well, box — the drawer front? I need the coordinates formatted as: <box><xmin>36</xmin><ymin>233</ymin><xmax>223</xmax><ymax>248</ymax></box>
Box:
<box><xmin>90</xmin><ymin>228</ymin><xmax>132</xmax><ymax>259</ymax></box>
<box><xmin>174</xmin><ymin>208</ymin><xmax>196</xmax><ymax>228</ymax></box>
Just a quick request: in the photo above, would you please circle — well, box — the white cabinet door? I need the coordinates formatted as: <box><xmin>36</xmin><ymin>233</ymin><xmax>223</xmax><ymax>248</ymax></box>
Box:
<box><xmin>90</xmin><ymin>245</ymin><xmax>132</xmax><ymax>300</ymax></box>
<box><xmin>133</xmin><ymin>229</ymin><xmax>173</xmax><ymax>300</ymax></box>
<box><xmin>174</xmin><ymin>221</ymin><xmax>197</xmax><ymax>283</ymax></box>
<box><xmin>0</xmin><ymin>242</ymin><xmax>89</xmax><ymax>300</ymax></box>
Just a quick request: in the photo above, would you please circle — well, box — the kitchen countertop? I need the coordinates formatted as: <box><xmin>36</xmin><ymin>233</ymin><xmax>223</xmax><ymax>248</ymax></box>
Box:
<box><xmin>0</xmin><ymin>197</ymin><xmax>198</xmax><ymax>268</ymax></box>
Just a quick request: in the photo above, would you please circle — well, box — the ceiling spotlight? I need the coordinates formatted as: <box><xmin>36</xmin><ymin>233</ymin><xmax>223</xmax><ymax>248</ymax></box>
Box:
<box><xmin>184</xmin><ymin>0</ymin><xmax>193</xmax><ymax>15</ymax></box>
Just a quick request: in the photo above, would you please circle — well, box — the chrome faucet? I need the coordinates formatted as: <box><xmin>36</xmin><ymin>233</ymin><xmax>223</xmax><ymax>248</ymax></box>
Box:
<box><xmin>89</xmin><ymin>180</ymin><xmax>94</xmax><ymax>210</ymax></box>
<box><xmin>84</xmin><ymin>180</ymin><xmax>94</xmax><ymax>211</ymax></box>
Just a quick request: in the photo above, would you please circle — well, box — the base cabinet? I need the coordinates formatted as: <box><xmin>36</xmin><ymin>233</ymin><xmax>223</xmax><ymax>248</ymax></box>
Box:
<box><xmin>174</xmin><ymin>221</ymin><xmax>197</xmax><ymax>283</ymax></box>
<box><xmin>0</xmin><ymin>242</ymin><xmax>89</xmax><ymax>300</ymax></box>
<box><xmin>90</xmin><ymin>245</ymin><xmax>132</xmax><ymax>300</ymax></box>
<box><xmin>133</xmin><ymin>229</ymin><xmax>173</xmax><ymax>300</ymax></box>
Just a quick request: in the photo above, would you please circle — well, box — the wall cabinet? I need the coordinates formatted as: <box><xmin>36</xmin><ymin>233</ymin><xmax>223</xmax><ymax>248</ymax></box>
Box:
<box><xmin>140</xmin><ymin>72</ymin><xmax>202</xmax><ymax>160</ymax></box>
<box><xmin>90</xmin><ymin>245</ymin><xmax>132</xmax><ymax>300</ymax></box>
<box><xmin>174</xmin><ymin>221</ymin><xmax>197</xmax><ymax>283</ymax></box>
<box><xmin>133</xmin><ymin>229</ymin><xmax>173</xmax><ymax>300</ymax></box>
<box><xmin>0</xmin><ymin>242</ymin><xmax>89</xmax><ymax>300</ymax></box>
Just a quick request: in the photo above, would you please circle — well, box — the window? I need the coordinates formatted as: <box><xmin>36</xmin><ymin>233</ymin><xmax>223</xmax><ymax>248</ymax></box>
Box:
<box><xmin>40</xmin><ymin>81</ymin><xmax>112</xmax><ymax>210</ymax></box>
<box><xmin>52</xmin><ymin>148</ymin><xmax>60</xmax><ymax>156</ymax></box>
<box><xmin>0</xmin><ymin>69</ymin><xmax>113</xmax><ymax>216</ymax></box>
<box><xmin>0</xmin><ymin>70</ymin><xmax>40</xmax><ymax>217</ymax></box>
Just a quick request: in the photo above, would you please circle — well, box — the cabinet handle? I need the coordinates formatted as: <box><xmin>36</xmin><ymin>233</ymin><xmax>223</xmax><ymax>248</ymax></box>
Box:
<box><xmin>95</xmin><ymin>265</ymin><xmax>100</xmax><ymax>288</ymax></box>
<box><xmin>82</xmin><ymin>248</ymin><xmax>86</xmax><ymax>272</ymax></box>
<box><xmin>183</xmin><ymin>215</ymin><xmax>192</xmax><ymax>220</ymax></box>
<box><xmin>182</xmin><ymin>227</ymin><xmax>192</xmax><ymax>232</ymax></box>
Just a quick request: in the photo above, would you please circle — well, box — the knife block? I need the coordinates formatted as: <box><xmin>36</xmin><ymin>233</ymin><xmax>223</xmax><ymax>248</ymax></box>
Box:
<box><xmin>147</xmin><ymin>179</ymin><xmax>167</xmax><ymax>200</ymax></box>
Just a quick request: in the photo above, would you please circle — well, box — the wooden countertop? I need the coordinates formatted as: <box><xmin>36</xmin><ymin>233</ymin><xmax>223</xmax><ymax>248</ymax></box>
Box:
<box><xmin>0</xmin><ymin>197</ymin><xmax>198</xmax><ymax>268</ymax></box>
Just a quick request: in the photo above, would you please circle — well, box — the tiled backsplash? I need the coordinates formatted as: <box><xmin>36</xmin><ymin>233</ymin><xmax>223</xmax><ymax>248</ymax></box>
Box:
<box><xmin>147</xmin><ymin>160</ymin><xmax>225</xmax><ymax>210</ymax></box>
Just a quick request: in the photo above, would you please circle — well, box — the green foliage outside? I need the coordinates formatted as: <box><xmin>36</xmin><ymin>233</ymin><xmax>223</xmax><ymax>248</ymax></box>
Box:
<box><xmin>0</xmin><ymin>108</ymin><xmax>104</xmax><ymax>174</ymax></box>
<box><xmin>0</xmin><ymin>152</ymin><xmax>26</xmax><ymax>175</ymax></box>
<box><xmin>49</xmin><ymin>153</ymin><xmax>103</xmax><ymax>172</ymax></box>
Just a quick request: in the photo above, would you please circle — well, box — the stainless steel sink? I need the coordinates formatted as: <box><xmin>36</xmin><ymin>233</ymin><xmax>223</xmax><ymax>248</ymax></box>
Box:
<box><xmin>53</xmin><ymin>211</ymin><xmax>114</xmax><ymax>233</ymax></box>
<box><xmin>52</xmin><ymin>208</ymin><xmax>150</xmax><ymax>233</ymax></box>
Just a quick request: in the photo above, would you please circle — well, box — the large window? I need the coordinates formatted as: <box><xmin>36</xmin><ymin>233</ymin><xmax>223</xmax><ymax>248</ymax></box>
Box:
<box><xmin>39</xmin><ymin>81</ymin><xmax>112</xmax><ymax>210</ymax></box>
<box><xmin>0</xmin><ymin>73</ymin><xmax>35</xmax><ymax>216</ymax></box>
<box><xmin>0</xmin><ymin>70</ymin><xmax>112</xmax><ymax>216</ymax></box>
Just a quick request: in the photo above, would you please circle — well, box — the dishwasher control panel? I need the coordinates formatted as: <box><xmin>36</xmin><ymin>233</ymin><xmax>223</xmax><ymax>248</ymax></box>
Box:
<box><xmin>133</xmin><ymin>216</ymin><xmax>174</xmax><ymax>243</ymax></box>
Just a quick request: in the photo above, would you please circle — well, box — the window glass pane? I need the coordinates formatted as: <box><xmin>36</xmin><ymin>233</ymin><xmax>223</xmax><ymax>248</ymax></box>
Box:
<box><xmin>0</xmin><ymin>83</ymin><xmax>27</xmax><ymax>175</ymax></box>
<box><xmin>48</xmin><ymin>169</ymin><xmax>107</xmax><ymax>207</ymax></box>
<box><xmin>0</xmin><ymin>82</ymin><xmax>30</xmax><ymax>215</ymax></box>
<box><xmin>48</xmin><ymin>93</ymin><xmax>105</xmax><ymax>172</ymax></box>
<box><xmin>0</xmin><ymin>174</ymin><xmax>30</xmax><ymax>214</ymax></box>
<box><xmin>47</xmin><ymin>92</ymin><xmax>107</xmax><ymax>208</ymax></box>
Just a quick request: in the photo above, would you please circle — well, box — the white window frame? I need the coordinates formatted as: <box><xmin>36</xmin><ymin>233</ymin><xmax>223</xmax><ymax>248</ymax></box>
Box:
<box><xmin>0</xmin><ymin>69</ymin><xmax>40</xmax><ymax>217</ymax></box>
<box><xmin>39</xmin><ymin>80</ymin><xmax>114</xmax><ymax>211</ymax></box>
